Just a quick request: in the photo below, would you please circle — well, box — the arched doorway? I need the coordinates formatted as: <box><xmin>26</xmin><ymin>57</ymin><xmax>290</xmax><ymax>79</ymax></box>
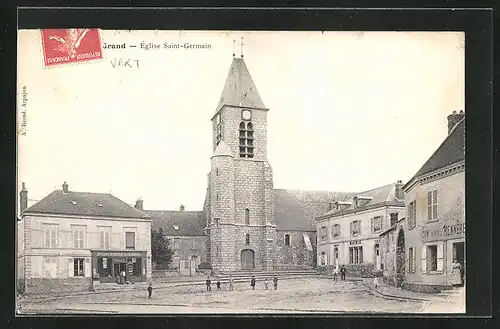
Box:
<box><xmin>241</xmin><ymin>249</ymin><xmax>255</xmax><ymax>270</ymax></box>
<box><xmin>396</xmin><ymin>229</ymin><xmax>405</xmax><ymax>287</ymax></box>
<box><xmin>374</xmin><ymin>244</ymin><xmax>381</xmax><ymax>270</ymax></box>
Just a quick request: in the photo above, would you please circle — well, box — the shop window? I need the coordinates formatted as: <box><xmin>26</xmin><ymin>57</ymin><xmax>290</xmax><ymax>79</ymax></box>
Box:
<box><xmin>349</xmin><ymin>246</ymin><xmax>363</xmax><ymax>264</ymax></box>
<box><xmin>125</xmin><ymin>232</ymin><xmax>135</xmax><ymax>250</ymax></box>
<box><xmin>427</xmin><ymin>190</ymin><xmax>438</xmax><ymax>221</ymax></box>
<box><xmin>421</xmin><ymin>243</ymin><xmax>443</xmax><ymax>273</ymax></box>
<box><xmin>284</xmin><ymin>234</ymin><xmax>291</xmax><ymax>246</ymax></box>
<box><xmin>74</xmin><ymin>258</ymin><xmax>85</xmax><ymax>277</ymax></box>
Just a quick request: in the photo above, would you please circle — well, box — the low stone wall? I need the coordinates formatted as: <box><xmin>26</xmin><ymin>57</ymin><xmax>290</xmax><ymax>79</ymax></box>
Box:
<box><xmin>25</xmin><ymin>278</ymin><xmax>92</xmax><ymax>295</ymax></box>
<box><xmin>318</xmin><ymin>264</ymin><xmax>375</xmax><ymax>278</ymax></box>
<box><xmin>403</xmin><ymin>282</ymin><xmax>450</xmax><ymax>294</ymax></box>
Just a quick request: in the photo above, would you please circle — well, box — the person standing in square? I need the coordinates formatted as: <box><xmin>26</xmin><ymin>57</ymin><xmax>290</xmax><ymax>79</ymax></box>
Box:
<box><xmin>273</xmin><ymin>276</ymin><xmax>278</xmax><ymax>290</ymax></box>
<box><xmin>147</xmin><ymin>283</ymin><xmax>153</xmax><ymax>298</ymax></box>
<box><xmin>206</xmin><ymin>276</ymin><xmax>212</xmax><ymax>292</ymax></box>
<box><xmin>216</xmin><ymin>280</ymin><xmax>221</xmax><ymax>291</ymax></box>
<box><xmin>229</xmin><ymin>275</ymin><xmax>234</xmax><ymax>291</ymax></box>
<box><xmin>250</xmin><ymin>276</ymin><xmax>256</xmax><ymax>290</ymax></box>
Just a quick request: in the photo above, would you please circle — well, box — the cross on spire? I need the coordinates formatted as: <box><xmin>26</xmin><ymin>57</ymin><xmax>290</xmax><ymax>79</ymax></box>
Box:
<box><xmin>240</xmin><ymin>37</ymin><xmax>244</xmax><ymax>58</ymax></box>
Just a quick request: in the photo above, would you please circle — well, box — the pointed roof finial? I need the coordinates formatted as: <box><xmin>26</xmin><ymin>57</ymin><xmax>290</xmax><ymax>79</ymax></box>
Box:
<box><xmin>232</xmin><ymin>39</ymin><xmax>235</xmax><ymax>57</ymax></box>
<box><xmin>241</xmin><ymin>37</ymin><xmax>244</xmax><ymax>58</ymax></box>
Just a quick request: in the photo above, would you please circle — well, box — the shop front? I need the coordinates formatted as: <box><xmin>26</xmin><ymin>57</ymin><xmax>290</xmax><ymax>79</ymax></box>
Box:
<box><xmin>91</xmin><ymin>250</ymin><xmax>147</xmax><ymax>283</ymax></box>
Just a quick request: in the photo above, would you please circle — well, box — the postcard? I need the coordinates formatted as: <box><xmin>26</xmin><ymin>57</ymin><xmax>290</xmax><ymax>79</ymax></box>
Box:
<box><xmin>16</xmin><ymin>29</ymin><xmax>465</xmax><ymax>314</ymax></box>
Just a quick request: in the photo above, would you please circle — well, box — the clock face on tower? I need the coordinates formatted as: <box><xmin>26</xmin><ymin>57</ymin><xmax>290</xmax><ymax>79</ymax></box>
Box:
<box><xmin>242</xmin><ymin>110</ymin><xmax>252</xmax><ymax>120</ymax></box>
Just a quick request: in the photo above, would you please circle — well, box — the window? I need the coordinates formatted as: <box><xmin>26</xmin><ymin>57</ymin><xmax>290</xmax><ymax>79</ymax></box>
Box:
<box><xmin>421</xmin><ymin>243</ymin><xmax>443</xmax><ymax>273</ymax></box>
<box><xmin>44</xmin><ymin>257</ymin><xmax>58</xmax><ymax>278</ymax></box>
<box><xmin>245</xmin><ymin>208</ymin><xmax>250</xmax><ymax>225</ymax></box>
<box><xmin>284</xmin><ymin>234</ymin><xmax>291</xmax><ymax>246</ymax></box>
<box><xmin>216</xmin><ymin>194</ymin><xmax>219</xmax><ymax>201</ymax></box>
<box><xmin>216</xmin><ymin>168</ymin><xmax>219</xmax><ymax>176</ymax></box>
<box><xmin>349</xmin><ymin>246</ymin><xmax>363</xmax><ymax>264</ymax></box>
<box><xmin>245</xmin><ymin>233</ymin><xmax>250</xmax><ymax>245</ymax></box>
<box><xmin>72</xmin><ymin>225</ymin><xmax>86</xmax><ymax>249</ymax></box>
<box><xmin>320</xmin><ymin>252</ymin><xmax>326</xmax><ymax>265</ymax></box>
<box><xmin>125</xmin><ymin>232</ymin><xmax>135</xmax><ymax>250</ymax></box>
<box><xmin>98</xmin><ymin>226</ymin><xmax>111</xmax><ymax>249</ymax></box>
<box><xmin>43</xmin><ymin>224</ymin><xmax>58</xmax><ymax>248</ymax></box>
<box><xmin>74</xmin><ymin>258</ymin><xmax>85</xmax><ymax>277</ymax></box>
<box><xmin>427</xmin><ymin>190</ymin><xmax>438</xmax><ymax>221</ymax></box>
<box><xmin>174</xmin><ymin>238</ymin><xmax>180</xmax><ymax>250</ymax></box>
<box><xmin>407</xmin><ymin>201</ymin><xmax>417</xmax><ymax>228</ymax></box>
<box><xmin>215</xmin><ymin>114</ymin><xmax>222</xmax><ymax>145</ymax></box>
<box><xmin>214</xmin><ymin>218</ymin><xmax>220</xmax><ymax>226</ymax></box>
<box><xmin>390</xmin><ymin>212</ymin><xmax>399</xmax><ymax>227</ymax></box>
<box><xmin>371</xmin><ymin>216</ymin><xmax>382</xmax><ymax>233</ymax></box>
<box><xmin>239</xmin><ymin>121</ymin><xmax>254</xmax><ymax>158</ymax></box>
<box><xmin>320</xmin><ymin>226</ymin><xmax>327</xmax><ymax>240</ymax></box>
<box><xmin>332</xmin><ymin>224</ymin><xmax>340</xmax><ymax>238</ymax></box>
<box><xmin>408</xmin><ymin>247</ymin><xmax>416</xmax><ymax>273</ymax></box>
<box><xmin>350</xmin><ymin>220</ymin><xmax>361</xmax><ymax>236</ymax></box>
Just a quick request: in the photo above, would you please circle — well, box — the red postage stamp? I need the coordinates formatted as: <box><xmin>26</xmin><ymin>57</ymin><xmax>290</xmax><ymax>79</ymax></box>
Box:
<box><xmin>40</xmin><ymin>29</ymin><xmax>103</xmax><ymax>67</ymax></box>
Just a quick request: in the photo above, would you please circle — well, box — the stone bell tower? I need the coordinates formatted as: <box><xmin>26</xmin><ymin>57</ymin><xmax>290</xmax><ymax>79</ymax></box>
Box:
<box><xmin>205</xmin><ymin>50</ymin><xmax>277</xmax><ymax>272</ymax></box>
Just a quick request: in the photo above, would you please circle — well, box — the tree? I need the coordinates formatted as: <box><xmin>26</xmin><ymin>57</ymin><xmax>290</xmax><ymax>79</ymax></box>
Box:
<box><xmin>151</xmin><ymin>228</ymin><xmax>174</xmax><ymax>269</ymax></box>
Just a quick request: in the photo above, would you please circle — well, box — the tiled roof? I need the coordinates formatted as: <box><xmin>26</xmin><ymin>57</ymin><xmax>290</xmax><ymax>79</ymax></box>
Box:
<box><xmin>213</xmin><ymin>140</ymin><xmax>233</xmax><ymax>157</ymax></box>
<box><xmin>274</xmin><ymin>189</ymin><xmax>355</xmax><ymax>231</ymax></box>
<box><xmin>412</xmin><ymin>118</ymin><xmax>465</xmax><ymax>179</ymax></box>
<box><xmin>216</xmin><ymin>58</ymin><xmax>266</xmax><ymax>112</ymax></box>
<box><xmin>145</xmin><ymin>210</ymin><xmax>206</xmax><ymax>236</ymax></box>
<box><xmin>23</xmin><ymin>190</ymin><xmax>150</xmax><ymax>219</ymax></box>
<box><xmin>318</xmin><ymin>183</ymin><xmax>404</xmax><ymax>219</ymax></box>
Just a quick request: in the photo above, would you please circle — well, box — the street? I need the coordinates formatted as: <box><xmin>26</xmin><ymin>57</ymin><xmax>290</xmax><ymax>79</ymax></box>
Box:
<box><xmin>17</xmin><ymin>278</ymin><xmax>465</xmax><ymax>314</ymax></box>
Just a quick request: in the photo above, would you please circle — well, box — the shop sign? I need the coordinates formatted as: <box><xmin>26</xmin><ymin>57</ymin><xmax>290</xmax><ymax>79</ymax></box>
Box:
<box><xmin>421</xmin><ymin>222</ymin><xmax>465</xmax><ymax>242</ymax></box>
<box><xmin>95</xmin><ymin>251</ymin><xmax>144</xmax><ymax>257</ymax></box>
<box><xmin>349</xmin><ymin>240</ymin><xmax>361</xmax><ymax>245</ymax></box>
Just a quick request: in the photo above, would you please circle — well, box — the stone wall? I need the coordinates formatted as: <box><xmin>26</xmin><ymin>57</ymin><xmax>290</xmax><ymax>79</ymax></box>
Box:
<box><xmin>276</xmin><ymin>231</ymin><xmax>316</xmax><ymax>270</ymax></box>
<box><xmin>25</xmin><ymin>278</ymin><xmax>92</xmax><ymax>294</ymax></box>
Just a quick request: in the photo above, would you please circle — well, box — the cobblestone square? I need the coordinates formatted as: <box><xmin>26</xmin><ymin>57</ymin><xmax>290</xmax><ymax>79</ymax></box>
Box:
<box><xmin>17</xmin><ymin>278</ymin><xmax>465</xmax><ymax>314</ymax></box>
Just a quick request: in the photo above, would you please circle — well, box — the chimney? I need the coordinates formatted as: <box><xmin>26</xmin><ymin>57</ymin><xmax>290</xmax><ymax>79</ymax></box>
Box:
<box><xmin>62</xmin><ymin>181</ymin><xmax>69</xmax><ymax>194</ymax></box>
<box><xmin>447</xmin><ymin>110</ymin><xmax>465</xmax><ymax>134</ymax></box>
<box><xmin>395</xmin><ymin>180</ymin><xmax>404</xmax><ymax>200</ymax></box>
<box><xmin>20</xmin><ymin>182</ymin><xmax>28</xmax><ymax>214</ymax></box>
<box><xmin>180</xmin><ymin>204</ymin><xmax>185</xmax><ymax>211</ymax></box>
<box><xmin>135</xmin><ymin>198</ymin><xmax>143</xmax><ymax>211</ymax></box>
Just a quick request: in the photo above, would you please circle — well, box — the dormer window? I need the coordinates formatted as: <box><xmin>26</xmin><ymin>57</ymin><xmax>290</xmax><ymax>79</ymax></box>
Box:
<box><xmin>173</xmin><ymin>225</ymin><xmax>180</xmax><ymax>231</ymax></box>
<box><xmin>353</xmin><ymin>196</ymin><xmax>373</xmax><ymax>208</ymax></box>
<box><xmin>239</xmin><ymin>121</ymin><xmax>254</xmax><ymax>158</ymax></box>
<box><xmin>71</xmin><ymin>201</ymin><xmax>77</xmax><ymax>205</ymax></box>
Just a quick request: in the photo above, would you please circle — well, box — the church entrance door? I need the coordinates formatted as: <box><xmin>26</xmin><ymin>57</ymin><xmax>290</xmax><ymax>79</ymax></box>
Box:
<box><xmin>241</xmin><ymin>249</ymin><xmax>255</xmax><ymax>270</ymax></box>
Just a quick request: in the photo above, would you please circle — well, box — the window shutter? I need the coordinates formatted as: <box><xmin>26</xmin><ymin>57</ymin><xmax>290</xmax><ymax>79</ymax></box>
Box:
<box><xmin>44</xmin><ymin>228</ymin><xmax>49</xmax><ymax>248</ymax></box>
<box><xmin>370</xmin><ymin>218</ymin><xmax>374</xmax><ymax>233</ymax></box>
<box><xmin>421</xmin><ymin>245</ymin><xmax>427</xmax><ymax>273</ymax></box>
<box><xmin>68</xmin><ymin>258</ymin><xmax>74</xmax><ymax>278</ymax></box>
<box><xmin>380</xmin><ymin>217</ymin><xmax>383</xmax><ymax>230</ymax></box>
<box><xmin>51</xmin><ymin>229</ymin><xmax>57</xmax><ymax>248</ymax></box>
<box><xmin>350</xmin><ymin>222</ymin><xmax>353</xmax><ymax>235</ymax></box>
<box><xmin>437</xmin><ymin>243</ymin><xmax>444</xmax><ymax>272</ymax></box>
<box><xmin>84</xmin><ymin>259</ymin><xmax>91</xmax><ymax>277</ymax></box>
<box><xmin>413</xmin><ymin>249</ymin><xmax>417</xmax><ymax>273</ymax></box>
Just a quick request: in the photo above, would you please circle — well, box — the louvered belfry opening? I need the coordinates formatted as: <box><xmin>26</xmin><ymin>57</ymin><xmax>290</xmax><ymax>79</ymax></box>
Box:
<box><xmin>239</xmin><ymin>121</ymin><xmax>254</xmax><ymax>158</ymax></box>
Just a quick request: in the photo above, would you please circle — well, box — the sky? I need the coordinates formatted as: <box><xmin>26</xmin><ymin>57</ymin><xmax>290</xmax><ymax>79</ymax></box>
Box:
<box><xmin>17</xmin><ymin>30</ymin><xmax>464</xmax><ymax>211</ymax></box>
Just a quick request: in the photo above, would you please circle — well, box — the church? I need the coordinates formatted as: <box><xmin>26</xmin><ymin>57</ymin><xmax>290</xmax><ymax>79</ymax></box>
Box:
<box><xmin>146</xmin><ymin>53</ymin><xmax>352</xmax><ymax>273</ymax></box>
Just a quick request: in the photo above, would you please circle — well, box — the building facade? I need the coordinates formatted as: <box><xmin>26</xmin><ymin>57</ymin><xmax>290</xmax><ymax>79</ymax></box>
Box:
<box><xmin>141</xmin><ymin>204</ymin><xmax>207</xmax><ymax>275</ymax></box>
<box><xmin>315</xmin><ymin>182</ymin><xmax>406</xmax><ymax>276</ymax></box>
<box><xmin>17</xmin><ymin>182</ymin><xmax>152</xmax><ymax>294</ymax></box>
<box><xmin>380</xmin><ymin>111</ymin><xmax>465</xmax><ymax>292</ymax></box>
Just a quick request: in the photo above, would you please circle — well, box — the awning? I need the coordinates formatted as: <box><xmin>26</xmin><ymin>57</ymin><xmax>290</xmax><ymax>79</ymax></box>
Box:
<box><xmin>303</xmin><ymin>234</ymin><xmax>313</xmax><ymax>251</ymax></box>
